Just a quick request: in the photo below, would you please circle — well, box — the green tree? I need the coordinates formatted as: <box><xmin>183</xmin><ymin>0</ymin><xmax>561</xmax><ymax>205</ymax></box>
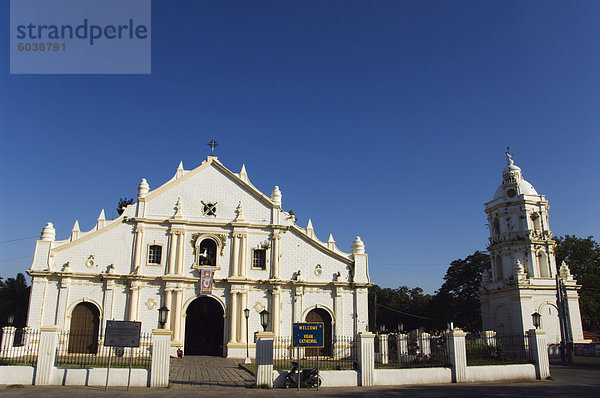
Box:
<box><xmin>0</xmin><ymin>273</ymin><xmax>30</xmax><ymax>328</ymax></box>
<box><xmin>554</xmin><ymin>235</ymin><xmax>600</xmax><ymax>332</ymax></box>
<box><xmin>368</xmin><ymin>285</ymin><xmax>434</xmax><ymax>332</ymax></box>
<box><xmin>431</xmin><ymin>251</ymin><xmax>490</xmax><ymax>331</ymax></box>
<box><xmin>117</xmin><ymin>197</ymin><xmax>135</xmax><ymax>215</ymax></box>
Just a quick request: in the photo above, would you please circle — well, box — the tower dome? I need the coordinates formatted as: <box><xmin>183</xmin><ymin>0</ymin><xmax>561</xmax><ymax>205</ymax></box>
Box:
<box><xmin>493</xmin><ymin>152</ymin><xmax>538</xmax><ymax>200</ymax></box>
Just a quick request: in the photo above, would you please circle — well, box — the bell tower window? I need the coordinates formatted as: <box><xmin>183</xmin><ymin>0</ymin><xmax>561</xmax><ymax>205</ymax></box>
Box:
<box><xmin>198</xmin><ymin>239</ymin><xmax>217</xmax><ymax>266</ymax></box>
<box><xmin>492</xmin><ymin>217</ymin><xmax>500</xmax><ymax>236</ymax></box>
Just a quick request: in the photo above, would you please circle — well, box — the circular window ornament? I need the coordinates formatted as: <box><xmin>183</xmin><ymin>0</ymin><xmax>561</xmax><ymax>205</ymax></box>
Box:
<box><xmin>506</xmin><ymin>188</ymin><xmax>516</xmax><ymax>198</ymax></box>
<box><xmin>314</xmin><ymin>264</ymin><xmax>323</xmax><ymax>276</ymax></box>
<box><xmin>86</xmin><ymin>255</ymin><xmax>96</xmax><ymax>268</ymax></box>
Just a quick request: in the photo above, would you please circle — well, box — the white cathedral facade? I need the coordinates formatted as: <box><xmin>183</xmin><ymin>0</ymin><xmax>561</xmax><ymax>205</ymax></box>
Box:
<box><xmin>27</xmin><ymin>156</ymin><xmax>370</xmax><ymax>357</ymax></box>
<box><xmin>480</xmin><ymin>153</ymin><xmax>584</xmax><ymax>344</ymax></box>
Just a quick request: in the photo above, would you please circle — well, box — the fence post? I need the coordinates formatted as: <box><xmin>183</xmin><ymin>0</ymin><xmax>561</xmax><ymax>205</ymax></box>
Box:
<box><xmin>527</xmin><ymin>329</ymin><xmax>550</xmax><ymax>380</ymax></box>
<box><xmin>1</xmin><ymin>326</ymin><xmax>16</xmax><ymax>356</ymax></box>
<box><xmin>150</xmin><ymin>329</ymin><xmax>172</xmax><ymax>387</ymax></box>
<box><xmin>419</xmin><ymin>332</ymin><xmax>431</xmax><ymax>357</ymax></box>
<box><xmin>35</xmin><ymin>326</ymin><xmax>61</xmax><ymax>385</ymax></box>
<box><xmin>358</xmin><ymin>332</ymin><xmax>375</xmax><ymax>386</ymax></box>
<box><xmin>448</xmin><ymin>329</ymin><xmax>467</xmax><ymax>383</ymax></box>
<box><xmin>483</xmin><ymin>330</ymin><xmax>496</xmax><ymax>346</ymax></box>
<box><xmin>377</xmin><ymin>333</ymin><xmax>388</xmax><ymax>364</ymax></box>
<box><xmin>397</xmin><ymin>333</ymin><xmax>408</xmax><ymax>357</ymax></box>
<box><xmin>255</xmin><ymin>331</ymin><xmax>274</xmax><ymax>387</ymax></box>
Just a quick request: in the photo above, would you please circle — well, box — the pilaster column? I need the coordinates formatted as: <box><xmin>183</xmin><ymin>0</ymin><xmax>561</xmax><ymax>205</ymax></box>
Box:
<box><xmin>173</xmin><ymin>287</ymin><xmax>183</xmax><ymax>343</ymax></box>
<box><xmin>228</xmin><ymin>290</ymin><xmax>239</xmax><ymax>343</ymax></box>
<box><xmin>231</xmin><ymin>234</ymin><xmax>240</xmax><ymax>277</ymax></box>
<box><xmin>102</xmin><ymin>279</ymin><xmax>115</xmax><ymax>334</ymax></box>
<box><xmin>128</xmin><ymin>281</ymin><xmax>141</xmax><ymax>321</ymax></box>
<box><xmin>240</xmin><ymin>234</ymin><xmax>248</xmax><ymax>278</ymax></box>
<box><xmin>293</xmin><ymin>286</ymin><xmax>303</xmax><ymax>323</ymax></box>
<box><xmin>55</xmin><ymin>278</ymin><xmax>70</xmax><ymax>328</ymax></box>
<box><xmin>271</xmin><ymin>233</ymin><xmax>280</xmax><ymax>279</ymax></box>
<box><xmin>133</xmin><ymin>226</ymin><xmax>144</xmax><ymax>272</ymax></box>
<box><xmin>167</xmin><ymin>231</ymin><xmax>176</xmax><ymax>275</ymax></box>
<box><xmin>164</xmin><ymin>288</ymin><xmax>173</xmax><ymax>331</ymax></box>
<box><xmin>176</xmin><ymin>231</ymin><xmax>185</xmax><ymax>275</ymax></box>
<box><xmin>334</xmin><ymin>287</ymin><xmax>343</xmax><ymax>340</ymax></box>
<box><xmin>271</xmin><ymin>287</ymin><xmax>280</xmax><ymax>337</ymax></box>
<box><xmin>239</xmin><ymin>289</ymin><xmax>248</xmax><ymax>343</ymax></box>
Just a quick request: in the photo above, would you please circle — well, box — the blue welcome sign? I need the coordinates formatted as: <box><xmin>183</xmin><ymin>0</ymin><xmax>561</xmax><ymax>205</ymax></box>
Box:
<box><xmin>293</xmin><ymin>322</ymin><xmax>324</xmax><ymax>348</ymax></box>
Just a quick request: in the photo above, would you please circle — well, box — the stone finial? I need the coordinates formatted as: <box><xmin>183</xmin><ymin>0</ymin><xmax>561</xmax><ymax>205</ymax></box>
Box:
<box><xmin>71</xmin><ymin>220</ymin><xmax>80</xmax><ymax>241</ymax></box>
<box><xmin>559</xmin><ymin>261</ymin><xmax>572</xmax><ymax>279</ymax></box>
<box><xmin>40</xmin><ymin>222</ymin><xmax>56</xmax><ymax>241</ymax></box>
<box><xmin>176</xmin><ymin>161</ymin><xmax>184</xmax><ymax>178</ymax></box>
<box><xmin>352</xmin><ymin>236</ymin><xmax>365</xmax><ymax>255</ymax></box>
<box><xmin>271</xmin><ymin>186</ymin><xmax>282</xmax><ymax>206</ymax></box>
<box><xmin>513</xmin><ymin>259</ymin><xmax>526</xmax><ymax>280</ymax></box>
<box><xmin>239</xmin><ymin>164</ymin><xmax>249</xmax><ymax>183</ymax></box>
<box><xmin>327</xmin><ymin>234</ymin><xmax>336</xmax><ymax>250</ymax></box>
<box><xmin>235</xmin><ymin>201</ymin><xmax>245</xmax><ymax>222</ymax></box>
<box><xmin>96</xmin><ymin>209</ymin><xmax>106</xmax><ymax>230</ymax></box>
<box><xmin>107</xmin><ymin>264</ymin><xmax>115</xmax><ymax>274</ymax></box>
<box><xmin>482</xmin><ymin>269</ymin><xmax>491</xmax><ymax>283</ymax></box>
<box><xmin>138</xmin><ymin>178</ymin><xmax>150</xmax><ymax>198</ymax></box>
<box><xmin>306</xmin><ymin>219</ymin><xmax>315</xmax><ymax>238</ymax></box>
<box><xmin>173</xmin><ymin>197</ymin><xmax>183</xmax><ymax>219</ymax></box>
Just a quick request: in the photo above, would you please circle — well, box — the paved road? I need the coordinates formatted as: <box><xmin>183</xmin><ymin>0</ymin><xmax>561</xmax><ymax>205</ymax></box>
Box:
<box><xmin>0</xmin><ymin>362</ymin><xmax>597</xmax><ymax>397</ymax></box>
<box><xmin>169</xmin><ymin>356</ymin><xmax>254</xmax><ymax>389</ymax></box>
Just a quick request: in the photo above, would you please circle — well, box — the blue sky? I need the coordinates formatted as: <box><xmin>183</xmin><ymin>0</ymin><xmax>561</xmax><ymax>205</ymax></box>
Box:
<box><xmin>1</xmin><ymin>1</ymin><xmax>599</xmax><ymax>293</ymax></box>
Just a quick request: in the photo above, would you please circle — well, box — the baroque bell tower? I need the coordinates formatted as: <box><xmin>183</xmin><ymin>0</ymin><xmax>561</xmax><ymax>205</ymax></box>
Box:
<box><xmin>480</xmin><ymin>151</ymin><xmax>584</xmax><ymax>343</ymax></box>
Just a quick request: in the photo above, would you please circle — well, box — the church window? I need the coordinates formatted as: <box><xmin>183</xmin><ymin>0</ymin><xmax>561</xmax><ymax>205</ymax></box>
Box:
<box><xmin>252</xmin><ymin>249</ymin><xmax>266</xmax><ymax>269</ymax></box>
<box><xmin>201</xmin><ymin>201</ymin><xmax>217</xmax><ymax>216</ymax></box>
<box><xmin>537</xmin><ymin>251</ymin><xmax>550</xmax><ymax>278</ymax></box>
<box><xmin>492</xmin><ymin>217</ymin><xmax>500</xmax><ymax>236</ymax></box>
<box><xmin>494</xmin><ymin>255</ymin><xmax>503</xmax><ymax>281</ymax></box>
<box><xmin>198</xmin><ymin>239</ymin><xmax>217</xmax><ymax>266</ymax></box>
<box><xmin>148</xmin><ymin>245</ymin><xmax>162</xmax><ymax>265</ymax></box>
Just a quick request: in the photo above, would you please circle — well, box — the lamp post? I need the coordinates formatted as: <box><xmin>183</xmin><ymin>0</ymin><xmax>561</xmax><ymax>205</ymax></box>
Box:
<box><xmin>259</xmin><ymin>309</ymin><xmax>270</xmax><ymax>332</ymax></box>
<box><xmin>158</xmin><ymin>306</ymin><xmax>169</xmax><ymax>329</ymax></box>
<box><xmin>397</xmin><ymin>322</ymin><xmax>404</xmax><ymax>334</ymax></box>
<box><xmin>244</xmin><ymin>308</ymin><xmax>251</xmax><ymax>364</ymax></box>
<box><xmin>531</xmin><ymin>312</ymin><xmax>541</xmax><ymax>329</ymax></box>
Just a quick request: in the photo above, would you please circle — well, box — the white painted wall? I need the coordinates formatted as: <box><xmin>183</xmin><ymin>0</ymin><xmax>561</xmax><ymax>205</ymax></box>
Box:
<box><xmin>466</xmin><ymin>364</ymin><xmax>536</xmax><ymax>382</ymax></box>
<box><xmin>374</xmin><ymin>367</ymin><xmax>452</xmax><ymax>386</ymax></box>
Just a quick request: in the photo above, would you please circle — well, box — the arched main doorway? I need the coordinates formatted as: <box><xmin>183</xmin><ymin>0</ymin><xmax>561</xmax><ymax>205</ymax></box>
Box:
<box><xmin>306</xmin><ymin>308</ymin><xmax>333</xmax><ymax>357</ymax></box>
<box><xmin>185</xmin><ymin>297</ymin><xmax>224</xmax><ymax>356</ymax></box>
<box><xmin>68</xmin><ymin>302</ymin><xmax>100</xmax><ymax>354</ymax></box>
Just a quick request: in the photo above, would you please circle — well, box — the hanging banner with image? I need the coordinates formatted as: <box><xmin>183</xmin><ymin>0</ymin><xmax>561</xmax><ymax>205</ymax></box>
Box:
<box><xmin>200</xmin><ymin>269</ymin><xmax>214</xmax><ymax>295</ymax></box>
